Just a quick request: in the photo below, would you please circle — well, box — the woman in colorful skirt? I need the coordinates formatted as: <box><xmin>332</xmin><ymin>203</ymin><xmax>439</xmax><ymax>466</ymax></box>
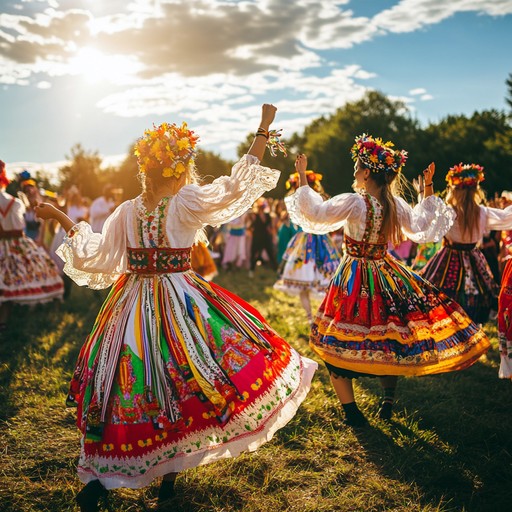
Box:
<box><xmin>498</xmin><ymin>259</ymin><xmax>512</xmax><ymax>379</ymax></box>
<box><xmin>286</xmin><ymin>136</ymin><xmax>490</xmax><ymax>427</ymax></box>
<box><xmin>420</xmin><ymin>163</ymin><xmax>512</xmax><ymax>324</ymax></box>
<box><xmin>0</xmin><ymin>160</ymin><xmax>64</xmax><ymax>329</ymax></box>
<box><xmin>35</xmin><ymin>105</ymin><xmax>317</xmax><ymax>511</ymax></box>
<box><xmin>274</xmin><ymin>170</ymin><xmax>342</xmax><ymax>324</ymax></box>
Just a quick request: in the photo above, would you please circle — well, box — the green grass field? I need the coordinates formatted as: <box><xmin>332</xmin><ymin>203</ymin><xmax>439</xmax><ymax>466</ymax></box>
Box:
<box><xmin>1</xmin><ymin>267</ymin><xmax>511</xmax><ymax>511</ymax></box>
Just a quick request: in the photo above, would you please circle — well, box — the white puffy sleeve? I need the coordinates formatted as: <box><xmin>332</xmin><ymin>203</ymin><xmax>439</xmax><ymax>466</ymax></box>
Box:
<box><xmin>484</xmin><ymin>205</ymin><xmax>512</xmax><ymax>231</ymax></box>
<box><xmin>8</xmin><ymin>199</ymin><xmax>26</xmax><ymax>230</ymax></box>
<box><xmin>56</xmin><ymin>201</ymin><xmax>130</xmax><ymax>289</ymax></box>
<box><xmin>175</xmin><ymin>154</ymin><xmax>279</xmax><ymax>228</ymax></box>
<box><xmin>285</xmin><ymin>186</ymin><xmax>363</xmax><ymax>234</ymax></box>
<box><xmin>397</xmin><ymin>195</ymin><xmax>455</xmax><ymax>243</ymax></box>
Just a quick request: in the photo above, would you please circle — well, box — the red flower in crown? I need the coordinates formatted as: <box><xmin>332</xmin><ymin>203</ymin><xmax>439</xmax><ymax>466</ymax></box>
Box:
<box><xmin>446</xmin><ymin>163</ymin><xmax>484</xmax><ymax>188</ymax></box>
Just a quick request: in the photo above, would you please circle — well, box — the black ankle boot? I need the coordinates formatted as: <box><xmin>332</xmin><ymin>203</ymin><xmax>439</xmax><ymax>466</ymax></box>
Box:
<box><xmin>378</xmin><ymin>401</ymin><xmax>393</xmax><ymax>421</ymax></box>
<box><xmin>158</xmin><ymin>479</ymin><xmax>176</xmax><ymax>504</ymax></box>
<box><xmin>76</xmin><ymin>480</ymin><xmax>107</xmax><ymax>512</ymax></box>
<box><xmin>342</xmin><ymin>402</ymin><xmax>368</xmax><ymax>427</ymax></box>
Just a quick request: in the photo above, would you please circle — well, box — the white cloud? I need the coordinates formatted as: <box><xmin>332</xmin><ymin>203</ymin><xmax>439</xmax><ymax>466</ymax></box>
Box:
<box><xmin>373</xmin><ymin>0</ymin><xmax>512</xmax><ymax>33</ymax></box>
<box><xmin>409</xmin><ymin>88</ymin><xmax>427</xmax><ymax>95</ymax></box>
<box><xmin>36</xmin><ymin>80</ymin><xmax>51</xmax><ymax>88</ymax></box>
<box><xmin>421</xmin><ymin>93</ymin><xmax>434</xmax><ymax>101</ymax></box>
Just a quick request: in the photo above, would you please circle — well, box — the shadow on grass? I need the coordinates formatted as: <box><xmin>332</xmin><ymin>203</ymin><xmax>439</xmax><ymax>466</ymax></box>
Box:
<box><xmin>354</xmin><ymin>353</ymin><xmax>512</xmax><ymax>512</ymax></box>
<box><xmin>0</xmin><ymin>285</ymin><xmax>105</xmax><ymax>423</ymax></box>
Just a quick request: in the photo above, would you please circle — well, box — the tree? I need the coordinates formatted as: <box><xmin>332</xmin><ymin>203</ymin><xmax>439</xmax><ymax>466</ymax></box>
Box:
<box><xmin>423</xmin><ymin>110</ymin><xmax>512</xmax><ymax>195</ymax></box>
<box><xmin>506</xmin><ymin>72</ymin><xmax>512</xmax><ymax>110</ymax></box>
<box><xmin>58</xmin><ymin>144</ymin><xmax>102</xmax><ymax>199</ymax></box>
<box><xmin>300</xmin><ymin>90</ymin><xmax>421</xmax><ymax>195</ymax></box>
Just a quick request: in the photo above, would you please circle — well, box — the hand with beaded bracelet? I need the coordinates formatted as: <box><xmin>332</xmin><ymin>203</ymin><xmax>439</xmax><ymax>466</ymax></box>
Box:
<box><xmin>422</xmin><ymin>162</ymin><xmax>435</xmax><ymax>198</ymax></box>
<box><xmin>247</xmin><ymin>104</ymin><xmax>277</xmax><ymax>162</ymax></box>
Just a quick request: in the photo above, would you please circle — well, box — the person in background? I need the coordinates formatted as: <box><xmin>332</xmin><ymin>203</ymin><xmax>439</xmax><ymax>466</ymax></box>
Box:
<box><xmin>274</xmin><ymin>169</ymin><xmax>341</xmax><ymax>325</ymax></box>
<box><xmin>89</xmin><ymin>184</ymin><xmax>120</xmax><ymax>233</ymax></box>
<box><xmin>420</xmin><ymin>163</ymin><xmax>512</xmax><ymax>324</ymax></box>
<box><xmin>0</xmin><ymin>160</ymin><xmax>64</xmax><ymax>330</ymax></box>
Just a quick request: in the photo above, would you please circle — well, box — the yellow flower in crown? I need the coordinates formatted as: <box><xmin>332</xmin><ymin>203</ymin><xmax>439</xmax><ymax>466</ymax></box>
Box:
<box><xmin>134</xmin><ymin>121</ymin><xmax>199</xmax><ymax>177</ymax></box>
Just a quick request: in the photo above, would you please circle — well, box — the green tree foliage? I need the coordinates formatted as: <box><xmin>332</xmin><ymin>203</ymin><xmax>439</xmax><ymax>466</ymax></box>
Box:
<box><xmin>506</xmin><ymin>72</ymin><xmax>512</xmax><ymax>111</ymax></box>
<box><xmin>299</xmin><ymin>91</ymin><xmax>422</xmax><ymax>195</ymax></box>
<box><xmin>423</xmin><ymin>110</ymin><xmax>512</xmax><ymax>195</ymax></box>
<box><xmin>195</xmin><ymin>149</ymin><xmax>234</xmax><ymax>183</ymax></box>
<box><xmin>58</xmin><ymin>144</ymin><xmax>102</xmax><ymax>199</ymax></box>
<box><xmin>103</xmin><ymin>145</ymin><xmax>140</xmax><ymax>200</ymax></box>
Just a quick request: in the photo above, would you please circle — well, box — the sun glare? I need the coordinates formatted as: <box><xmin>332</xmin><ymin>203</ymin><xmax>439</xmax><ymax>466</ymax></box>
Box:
<box><xmin>68</xmin><ymin>47</ymin><xmax>140</xmax><ymax>85</ymax></box>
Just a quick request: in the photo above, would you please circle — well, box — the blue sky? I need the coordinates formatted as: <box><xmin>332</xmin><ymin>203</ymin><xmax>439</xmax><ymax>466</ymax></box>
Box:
<box><xmin>1</xmin><ymin>0</ymin><xmax>511</xmax><ymax>182</ymax></box>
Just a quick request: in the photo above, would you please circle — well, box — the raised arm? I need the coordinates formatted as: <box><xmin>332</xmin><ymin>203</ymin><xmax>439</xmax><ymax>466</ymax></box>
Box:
<box><xmin>246</xmin><ymin>104</ymin><xmax>277</xmax><ymax>161</ymax></box>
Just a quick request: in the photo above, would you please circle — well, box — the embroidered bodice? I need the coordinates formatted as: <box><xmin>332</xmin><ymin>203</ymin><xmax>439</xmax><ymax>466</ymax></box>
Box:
<box><xmin>57</xmin><ymin>155</ymin><xmax>280</xmax><ymax>289</ymax></box>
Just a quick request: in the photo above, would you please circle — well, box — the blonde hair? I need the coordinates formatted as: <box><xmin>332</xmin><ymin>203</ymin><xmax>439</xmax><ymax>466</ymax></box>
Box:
<box><xmin>138</xmin><ymin>162</ymin><xmax>202</xmax><ymax>205</ymax></box>
<box><xmin>446</xmin><ymin>186</ymin><xmax>485</xmax><ymax>238</ymax></box>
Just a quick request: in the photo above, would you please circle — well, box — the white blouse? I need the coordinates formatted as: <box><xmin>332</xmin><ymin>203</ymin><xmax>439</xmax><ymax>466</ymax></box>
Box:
<box><xmin>445</xmin><ymin>205</ymin><xmax>512</xmax><ymax>244</ymax></box>
<box><xmin>57</xmin><ymin>155</ymin><xmax>279</xmax><ymax>289</ymax></box>
<box><xmin>285</xmin><ymin>186</ymin><xmax>455</xmax><ymax>244</ymax></box>
<box><xmin>0</xmin><ymin>191</ymin><xmax>25</xmax><ymax>231</ymax></box>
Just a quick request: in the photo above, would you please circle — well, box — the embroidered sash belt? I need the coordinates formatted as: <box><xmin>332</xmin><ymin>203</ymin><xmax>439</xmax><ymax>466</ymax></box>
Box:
<box><xmin>0</xmin><ymin>229</ymin><xmax>23</xmax><ymax>239</ymax></box>
<box><xmin>443</xmin><ymin>238</ymin><xmax>477</xmax><ymax>251</ymax></box>
<box><xmin>345</xmin><ymin>235</ymin><xmax>387</xmax><ymax>260</ymax></box>
<box><xmin>127</xmin><ymin>247</ymin><xmax>192</xmax><ymax>274</ymax></box>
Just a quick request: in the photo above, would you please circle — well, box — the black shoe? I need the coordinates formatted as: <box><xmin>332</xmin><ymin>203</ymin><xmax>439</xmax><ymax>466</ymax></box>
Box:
<box><xmin>157</xmin><ymin>479</ymin><xmax>176</xmax><ymax>504</ymax></box>
<box><xmin>76</xmin><ymin>480</ymin><xmax>107</xmax><ymax>512</ymax></box>
<box><xmin>378</xmin><ymin>401</ymin><xmax>393</xmax><ymax>421</ymax></box>
<box><xmin>343</xmin><ymin>405</ymin><xmax>368</xmax><ymax>427</ymax></box>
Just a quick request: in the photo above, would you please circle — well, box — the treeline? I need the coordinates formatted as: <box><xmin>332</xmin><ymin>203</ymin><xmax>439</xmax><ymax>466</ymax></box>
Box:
<box><xmin>21</xmin><ymin>88</ymin><xmax>512</xmax><ymax>201</ymax></box>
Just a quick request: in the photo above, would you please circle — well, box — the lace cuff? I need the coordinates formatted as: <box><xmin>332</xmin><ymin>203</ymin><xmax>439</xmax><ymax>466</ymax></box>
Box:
<box><xmin>56</xmin><ymin>221</ymin><xmax>123</xmax><ymax>290</ymax></box>
<box><xmin>177</xmin><ymin>155</ymin><xmax>280</xmax><ymax>228</ymax></box>
<box><xmin>405</xmin><ymin>195</ymin><xmax>455</xmax><ymax>244</ymax></box>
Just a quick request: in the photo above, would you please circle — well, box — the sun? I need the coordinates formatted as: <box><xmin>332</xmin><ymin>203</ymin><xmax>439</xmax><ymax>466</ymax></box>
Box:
<box><xmin>68</xmin><ymin>46</ymin><xmax>140</xmax><ymax>85</ymax></box>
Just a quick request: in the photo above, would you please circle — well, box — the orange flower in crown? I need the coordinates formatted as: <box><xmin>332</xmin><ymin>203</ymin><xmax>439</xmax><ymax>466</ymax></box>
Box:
<box><xmin>446</xmin><ymin>163</ymin><xmax>484</xmax><ymax>188</ymax></box>
<box><xmin>134</xmin><ymin>122</ymin><xmax>199</xmax><ymax>178</ymax></box>
<box><xmin>350</xmin><ymin>133</ymin><xmax>407</xmax><ymax>174</ymax></box>
<box><xmin>286</xmin><ymin>170</ymin><xmax>323</xmax><ymax>192</ymax></box>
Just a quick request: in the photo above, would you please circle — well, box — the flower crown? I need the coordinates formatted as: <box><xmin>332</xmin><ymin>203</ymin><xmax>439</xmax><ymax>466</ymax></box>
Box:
<box><xmin>446</xmin><ymin>163</ymin><xmax>484</xmax><ymax>188</ymax></box>
<box><xmin>350</xmin><ymin>133</ymin><xmax>407</xmax><ymax>174</ymax></box>
<box><xmin>285</xmin><ymin>170</ymin><xmax>323</xmax><ymax>191</ymax></box>
<box><xmin>0</xmin><ymin>160</ymin><xmax>8</xmax><ymax>188</ymax></box>
<box><xmin>134</xmin><ymin>122</ymin><xmax>199</xmax><ymax>178</ymax></box>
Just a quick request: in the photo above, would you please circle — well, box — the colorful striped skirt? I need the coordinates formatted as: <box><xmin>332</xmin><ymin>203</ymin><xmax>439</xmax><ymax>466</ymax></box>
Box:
<box><xmin>420</xmin><ymin>240</ymin><xmax>499</xmax><ymax>324</ymax></box>
<box><xmin>310</xmin><ymin>246</ymin><xmax>489</xmax><ymax>378</ymax></box>
<box><xmin>67</xmin><ymin>270</ymin><xmax>316</xmax><ymax>489</ymax></box>
<box><xmin>498</xmin><ymin>259</ymin><xmax>512</xmax><ymax>379</ymax></box>
<box><xmin>274</xmin><ymin>232</ymin><xmax>342</xmax><ymax>298</ymax></box>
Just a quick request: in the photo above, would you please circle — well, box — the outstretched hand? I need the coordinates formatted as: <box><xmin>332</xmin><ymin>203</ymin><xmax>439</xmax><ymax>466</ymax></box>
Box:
<box><xmin>34</xmin><ymin>202</ymin><xmax>59</xmax><ymax>220</ymax></box>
